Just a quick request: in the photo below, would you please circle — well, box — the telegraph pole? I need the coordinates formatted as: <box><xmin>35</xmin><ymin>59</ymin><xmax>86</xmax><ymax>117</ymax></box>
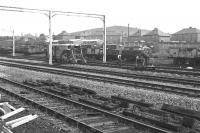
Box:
<box><xmin>12</xmin><ymin>30</ymin><xmax>15</xmax><ymax>56</ymax></box>
<box><xmin>103</xmin><ymin>15</ymin><xmax>106</xmax><ymax>63</ymax></box>
<box><xmin>49</xmin><ymin>11</ymin><xmax>52</xmax><ymax>65</ymax></box>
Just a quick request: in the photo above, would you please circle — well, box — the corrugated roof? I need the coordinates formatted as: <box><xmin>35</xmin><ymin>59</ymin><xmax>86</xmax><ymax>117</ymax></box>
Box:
<box><xmin>143</xmin><ymin>28</ymin><xmax>170</xmax><ymax>36</ymax></box>
<box><xmin>173</xmin><ymin>27</ymin><xmax>200</xmax><ymax>35</ymax></box>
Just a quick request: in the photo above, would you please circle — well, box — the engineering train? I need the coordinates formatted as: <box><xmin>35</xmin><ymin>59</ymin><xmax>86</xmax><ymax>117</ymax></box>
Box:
<box><xmin>50</xmin><ymin>40</ymin><xmax>87</xmax><ymax>64</ymax></box>
<box><xmin>21</xmin><ymin>42</ymin><xmax>46</xmax><ymax>55</ymax></box>
<box><xmin>45</xmin><ymin>39</ymin><xmax>152</xmax><ymax>67</ymax></box>
<box><xmin>50</xmin><ymin>39</ymin><xmax>150</xmax><ymax>65</ymax></box>
<box><xmin>121</xmin><ymin>46</ymin><xmax>151</xmax><ymax>66</ymax></box>
<box><xmin>81</xmin><ymin>40</ymin><xmax>122</xmax><ymax>61</ymax></box>
<box><xmin>0</xmin><ymin>37</ymin><xmax>152</xmax><ymax>66</ymax></box>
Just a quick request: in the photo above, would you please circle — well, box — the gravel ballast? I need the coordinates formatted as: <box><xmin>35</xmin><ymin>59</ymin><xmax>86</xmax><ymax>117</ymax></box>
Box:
<box><xmin>1</xmin><ymin>65</ymin><xmax>200</xmax><ymax>112</ymax></box>
<box><xmin>0</xmin><ymin>87</ymin><xmax>77</xmax><ymax>133</ymax></box>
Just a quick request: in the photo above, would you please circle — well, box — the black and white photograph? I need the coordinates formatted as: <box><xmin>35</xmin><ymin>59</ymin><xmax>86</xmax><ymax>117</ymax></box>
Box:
<box><xmin>0</xmin><ymin>0</ymin><xmax>199</xmax><ymax>132</ymax></box>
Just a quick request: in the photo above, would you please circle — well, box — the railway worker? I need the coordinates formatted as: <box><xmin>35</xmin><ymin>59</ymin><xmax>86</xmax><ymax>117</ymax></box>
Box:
<box><xmin>142</xmin><ymin>57</ymin><xmax>145</xmax><ymax>66</ymax></box>
<box><xmin>136</xmin><ymin>56</ymin><xmax>139</xmax><ymax>67</ymax></box>
<box><xmin>186</xmin><ymin>66</ymin><xmax>193</xmax><ymax>69</ymax></box>
<box><xmin>117</xmin><ymin>54</ymin><xmax>121</xmax><ymax>60</ymax></box>
<box><xmin>117</xmin><ymin>54</ymin><xmax>122</xmax><ymax>65</ymax></box>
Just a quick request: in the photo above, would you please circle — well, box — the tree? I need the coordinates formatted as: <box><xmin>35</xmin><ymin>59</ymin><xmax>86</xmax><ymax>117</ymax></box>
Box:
<box><xmin>38</xmin><ymin>33</ymin><xmax>46</xmax><ymax>42</ymax></box>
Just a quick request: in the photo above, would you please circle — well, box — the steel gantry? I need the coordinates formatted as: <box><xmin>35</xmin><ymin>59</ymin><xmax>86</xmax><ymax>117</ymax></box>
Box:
<box><xmin>0</xmin><ymin>5</ymin><xmax>107</xmax><ymax>64</ymax></box>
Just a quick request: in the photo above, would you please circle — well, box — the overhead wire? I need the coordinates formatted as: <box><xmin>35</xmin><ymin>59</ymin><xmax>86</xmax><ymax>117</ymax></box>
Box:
<box><xmin>0</xmin><ymin>5</ymin><xmax>104</xmax><ymax>19</ymax></box>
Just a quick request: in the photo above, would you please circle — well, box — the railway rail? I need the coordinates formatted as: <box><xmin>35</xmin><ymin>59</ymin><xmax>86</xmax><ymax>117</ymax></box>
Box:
<box><xmin>0</xmin><ymin>58</ymin><xmax>200</xmax><ymax>87</ymax></box>
<box><xmin>57</xmin><ymin>65</ymin><xmax>200</xmax><ymax>87</ymax></box>
<box><xmin>0</xmin><ymin>91</ymin><xmax>73</xmax><ymax>133</ymax></box>
<box><xmin>87</xmin><ymin>61</ymin><xmax>200</xmax><ymax>76</ymax></box>
<box><xmin>0</xmin><ymin>60</ymin><xmax>200</xmax><ymax>98</ymax></box>
<box><xmin>1</xmin><ymin>55</ymin><xmax>200</xmax><ymax>76</ymax></box>
<box><xmin>0</xmin><ymin>77</ymin><xmax>171</xmax><ymax>133</ymax></box>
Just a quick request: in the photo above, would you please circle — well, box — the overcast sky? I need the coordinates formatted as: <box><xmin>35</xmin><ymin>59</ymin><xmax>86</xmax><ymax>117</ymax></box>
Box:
<box><xmin>0</xmin><ymin>0</ymin><xmax>199</xmax><ymax>35</ymax></box>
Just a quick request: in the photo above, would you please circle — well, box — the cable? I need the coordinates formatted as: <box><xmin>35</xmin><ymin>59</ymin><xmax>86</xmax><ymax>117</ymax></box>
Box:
<box><xmin>0</xmin><ymin>5</ymin><xmax>104</xmax><ymax>18</ymax></box>
<box><xmin>0</xmin><ymin>8</ymin><xmax>47</xmax><ymax>15</ymax></box>
<box><xmin>53</xmin><ymin>13</ymin><xmax>102</xmax><ymax>19</ymax></box>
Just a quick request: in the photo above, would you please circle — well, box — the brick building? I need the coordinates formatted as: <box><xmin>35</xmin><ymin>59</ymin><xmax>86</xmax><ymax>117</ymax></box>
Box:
<box><xmin>171</xmin><ymin>27</ymin><xmax>200</xmax><ymax>43</ymax></box>
<box><xmin>143</xmin><ymin>28</ymin><xmax>170</xmax><ymax>43</ymax></box>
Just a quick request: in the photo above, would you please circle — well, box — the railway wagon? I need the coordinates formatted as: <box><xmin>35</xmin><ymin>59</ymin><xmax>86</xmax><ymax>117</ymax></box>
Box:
<box><xmin>51</xmin><ymin>40</ymin><xmax>86</xmax><ymax>64</ymax></box>
<box><xmin>168</xmin><ymin>45</ymin><xmax>200</xmax><ymax>66</ymax></box>
<box><xmin>82</xmin><ymin>43</ymin><xmax>102</xmax><ymax>60</ymax></box>
<box><xmin>22</xmin><ymin>43</ymin><xmax>46</xmax><ymax>55</ymax></box>
<box><xmin>0</xmin><ymin>40</ymin><xmax>16</xmax><ymax>54</ymax></box>
<box><xmin>0</xmin><ymin>40</ymin><xmax>27</xmax><ymax>54</ymax></box>
<box><xmin>0</xmin><ymin>35</ymin><xmax>48</xmax><ymax>55</ymax></box>
<box><xmin>121</xmin><ymin>46</ymin><xmax>150</xmax><ymax>66</ymax></box>
<box><xmin>82</xmin><ymin>43</ymin><xmax>121</xmax><ymax>61</ymax></box>
<box><xmin>0</xmin><ymin>46</ymin><xmax>12</xmax><ymax>54</ymax></box>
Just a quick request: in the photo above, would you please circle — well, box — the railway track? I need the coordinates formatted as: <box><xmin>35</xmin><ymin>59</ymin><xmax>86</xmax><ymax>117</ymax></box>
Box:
<box><xmin>1</xmin><ymin>55</ymin><xmax>200</xmax><ymax>76</ymax></box>
<box><xmin>0</xmin><ymin>91</ymin><xmax>73</xmax><ymax>133</ymax></box>
<box><xmin>0</xmin><ymin>58</ymin><xmax>200</xmax><ymax>87</ymax></box>
<box><xmin>60</xmin><ymin>65</ymin><xmax>200</xmax><ymax>87</ymax></box>
<box><xmin>87</xmin><ymin>61</ymin><xmax>200</xmax><ymax>76</ymax></box>
<box><xmin>0</xmin><ymin>60</ymin><xmax>200</xmax><ymax>98</ymax></box>
<box><xmin>0</xmin><ymin>77</ymin><xmax>171</xmax><ymax>133</ymax></box>
<box><xmin>1</xmin><ymin>54</ymin><xmax>200</xmax><ymax>77</ymax></box>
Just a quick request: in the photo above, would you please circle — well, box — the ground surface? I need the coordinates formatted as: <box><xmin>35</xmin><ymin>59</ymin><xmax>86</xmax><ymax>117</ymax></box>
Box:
<box><xmin>0</xmin><ymin>56</ymin><xmax>200</xmax><ymax>132</ymax></box>
<box><xmin>0</xmin><ymin>64</ymin><xmax>200</xmax><ymax>111</ymax></box>
<box><xmin>0</xmin><ymin>79</ymin><xmax>78</xmax><ymax>133</ymax></box>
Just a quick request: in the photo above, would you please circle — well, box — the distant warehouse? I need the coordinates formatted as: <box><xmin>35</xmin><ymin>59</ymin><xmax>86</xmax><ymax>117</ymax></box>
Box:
<box><xmin>171</xmin><ymin>27</ymin><xmax>200</xmax><ymax>43</ymax></box>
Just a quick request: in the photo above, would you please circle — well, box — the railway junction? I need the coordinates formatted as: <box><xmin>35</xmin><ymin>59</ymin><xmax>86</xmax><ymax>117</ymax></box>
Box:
<box><xmin>1</xmin><ymin>5</ymin><xmax>200</xmax><ymax>133</ymax></box>
<box><xmin>0</xmin><ymin>53</ymin><xmax>200</xmax><ymax>133</ymax></box>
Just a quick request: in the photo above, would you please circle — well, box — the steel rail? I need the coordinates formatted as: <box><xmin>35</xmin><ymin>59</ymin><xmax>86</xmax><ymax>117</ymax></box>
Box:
<box><xmin>1</xmin><ymin>55</ymin><xmax>200</xmax><ymax>74</ymax></box>
<box><xmin>87</xmin><ymin>61</ymin><xmax>200</xmax><ymax>76</ymax></box>
<box><xmin>0</xmin><ymin>80</ymin><xmax>103</xmax><ymax>133</ymax></box>
<box><xmin>0</xmin><ymin>77</ymin><xmax>171</xmax><ymax>133</ymax></box>
<box><xmin>0</xmin><ymin>60</ymin><xmax>200</xmax><ymax>98</ymax></box>
<box><xmin>0</xmin><ymin>58</ymin><xmax>199</xmax><ymax>87</ymax></box>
